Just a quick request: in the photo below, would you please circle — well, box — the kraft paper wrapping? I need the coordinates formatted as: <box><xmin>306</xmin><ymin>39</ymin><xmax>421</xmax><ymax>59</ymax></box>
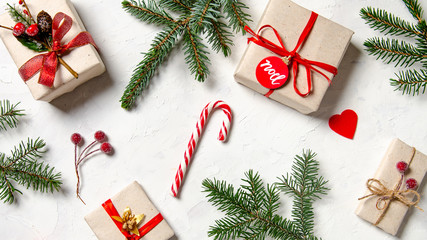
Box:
<box><xmin>234</xmin><ymin>0</ymin><xmax>353</xmax><ymax>114</ymax></box>
<box><xmin>355</xmin><ymin>139</ymin><xmax>427</xmax><ymax>235</ymax></box>
<box><xmin>0</xmin><ymin>0</ymin><xmax>105</xmax><ymax>102</ymax></box>
<box><xmin>85</xmin><ymin>181</ymin><xmax>175</xmax><ymax>240</ymax></box>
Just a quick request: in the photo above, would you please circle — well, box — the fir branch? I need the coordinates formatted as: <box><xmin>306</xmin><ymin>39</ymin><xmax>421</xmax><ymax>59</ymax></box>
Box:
<box><xmin>206</xmin><ymin>19</ymin><xmax>233</xmax><ymax>57</ymax></box>
<box><xmin>391</xmin><ymin>69</ymin><xmax>427</xmax><ymax>95</ymax></box>
<box><xmin>121</xmin><ymin>24</ymin><xmax>184</xmax><ymax>109</ymax></box>
<box><xmin>0</xmin><ymin>100</ymin><xmax>25</xmax><ymax>131</ymax></box>
<box><xmin>7</xmin><ymin>3</ymin><xmax>32</xmax><ymax>26</ymax></box>
<box><xmin>360</xmin><ymin>7</ymin><xmax>422</xmax><ymax>37</ymax></box>
<box><xmin>190</xmin><ymin>0</ymin><xmax>219</xmax><ymax>33</ymax></box>
<box><xmin>361</xmin><ymin>0</ymin><xmax>427</xmax><ymax>95</ymax></box>
<box><xmin>182</xmin><ymin>26</ymin><xmax>210</xmax><ymax>82</ymax></box>
<box><xmin>121</xmin><ymin>0</ymin><xmax>252</xmax><ymax>109</ymax></box>
<box><xmin>122</xmin><ymin>0</ymin><xmax>178</xmax><ymax>27</ymax></box>
<box><xmin>403</xmin><ymin>0</ymin><xmax>424</xmax><ymax>23</ymax></box>
<box><xmin>221</xmin><ymin>0</ymin><xmax>252</xmax><ymax>34</ymax></box>
<box><xmin>203</xmin><ymin>151</ymin><xmax>328</xmax><ymax>240</ymax></box>
<box><xmin>0</xmin><ymin>138</ymin><xmax>62</xmax><ymax>204</ymax></box>
<box><xmin>364</xmin><ymin>37</ymin><xmax>424</xmax><ymax>67</ymax></box>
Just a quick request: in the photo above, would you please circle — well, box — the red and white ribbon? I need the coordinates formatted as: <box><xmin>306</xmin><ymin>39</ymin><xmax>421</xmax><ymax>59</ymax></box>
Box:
<box><xmin>171</xmin><ymin>100</ymin><xmax>232</xmax><ymax>197</ymax></box>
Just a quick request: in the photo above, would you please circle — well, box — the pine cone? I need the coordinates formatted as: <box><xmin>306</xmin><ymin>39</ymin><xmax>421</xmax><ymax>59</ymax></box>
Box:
<box><xmin>37</xmin><ymin>11</ymin><xmax>52</xmax><ymax>33</ymax></box>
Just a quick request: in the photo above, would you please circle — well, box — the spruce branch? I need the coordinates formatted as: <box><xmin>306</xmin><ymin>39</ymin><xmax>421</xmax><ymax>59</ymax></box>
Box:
<box><xmin>0</xmin><ymin>100</ymin><xmax>25</xmax><ymax>131</ymax></box>
<box><xmin>7</xmin><ymin>3</ymin><xmax>32</xmax><ymax>27</ymax></box>
<box><xmin>361</xmin><ymin>0</ymin><xmax>427</xmax><ymax>95</ymax></box>
<box><xmin>203</xmin><ymin>151</ymin><xmax>328</xmax><ymax>240</ymax></box>
<box><xmin>0</xmin><ymin>138</ymin><xmax>62</xmax><ymax>204</ymax></box>
<box><xmin>120</xmin><ymin>0</ymin><xmax>251</xmax><ymax>110</ymax></box>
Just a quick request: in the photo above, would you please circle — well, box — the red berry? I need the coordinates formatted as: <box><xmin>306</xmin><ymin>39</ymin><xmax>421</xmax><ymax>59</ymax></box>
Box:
<box><xmin>396</xmin><ymin>161</ymin><xmax>408</xmax><ymax>174</ymax></box>
<box><xmin>71</xmin><ymin>133</ymin><xmax>82</xmax><ymax>145</ymax></box>
<box><xmin>100</xmin><ymin>142</ymin><xmax>113</xmax><ymax>154</ymax></box>
<box><xmin>19</xmin><ymin>0</ymin><xmax>24</xmax><ymax>4</ymax></box>
<box><xmin>25</xmin><ymin>24</ymin><xmax>39</xmax><ymax>36</ymax></box>
<box><xmin>406</xmin><ymin>178</ymin><xmax>418</xmax><ymax>190</ymax></box>
<box><xmin>94</xmin><ymin>131</ymin><xmax>107</xmax><ymax>142</ymax></box>
<box><xmin>23</xmin><ymin>9</ymin><xmax>28</xmax><ymax>15</ymax></box>
<box><xmin>13</xmin><ymin>22</ymin><xmax>25</xmax><ymax>37</ymax></box>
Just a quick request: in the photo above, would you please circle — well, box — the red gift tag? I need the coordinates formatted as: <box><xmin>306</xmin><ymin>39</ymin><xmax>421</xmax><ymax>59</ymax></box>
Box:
<box><xmin>255</xmin><ymin>56</ymin><xmax>289</xmax><ymax>89</ymax></box>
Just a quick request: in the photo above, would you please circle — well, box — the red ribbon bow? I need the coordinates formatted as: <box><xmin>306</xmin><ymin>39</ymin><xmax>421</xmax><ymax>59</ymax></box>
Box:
<box><xmin>245</xmin><ymin>12</ymin><xmax>338</xmax><ymax>97</ymax></box>
<box><xmin>102</xmin><ymin>199</ymin><xmax>164</xmax><ymax>240</ymax></box>
<box><xmin>18</xmin><ymin>12</ymin><xmax>98</xmax><ymax>88</ymax></box>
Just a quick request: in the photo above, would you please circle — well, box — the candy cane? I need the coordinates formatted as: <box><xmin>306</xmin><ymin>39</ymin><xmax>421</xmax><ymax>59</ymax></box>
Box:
<box><xmin>171</xmin><ymin>100</ymin><xmax>232</xmax><ymax>197</ymax></box>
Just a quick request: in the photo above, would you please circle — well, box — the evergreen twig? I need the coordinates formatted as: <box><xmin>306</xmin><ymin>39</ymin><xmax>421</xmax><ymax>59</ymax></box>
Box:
<box><xmin>0</xmin><ymin>138</ymin><xmax>62</xmax><ymax>204</ymax></box>
<box><xmin>0</xmin><ymin>100</ymin><xmax>25</xmax><ymax>131</ymax></box>
<box><xmin>120</xmin><ymin>0</ymin><xmax>251</xmax><ymax>110</ymax></box>
<box><xmin>202</xmin><ymin>150</ymin><xmax>328</xmax><ymax>240</ymax></box>
<box><xmin>361</xmin><ymin>0</ymin><xmax>427</xmax><ymax>95</ymax></box>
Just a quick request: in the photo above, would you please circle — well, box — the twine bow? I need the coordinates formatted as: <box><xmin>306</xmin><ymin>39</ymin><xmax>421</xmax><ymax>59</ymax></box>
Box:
<box><xmin>245</xmin><ymin>12</ymin><xmax>338</xmax><ymax>97</ymax></box>
<box><xmin>18</xmin><ymin>12</ymin><xmax>98</xmax><ymax>88</ymax></box>
<box><xmin>358</xmin><ymin>147</ymin><xmax>423</xmax><ymax>226</ymax></box>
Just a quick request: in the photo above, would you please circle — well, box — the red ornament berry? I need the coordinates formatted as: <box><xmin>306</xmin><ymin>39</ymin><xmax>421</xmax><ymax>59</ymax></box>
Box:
<box><xmin>19</xmin><ymin>0</ymin><xmax>23</xmax><ymax>4</ymax></box>
<box><xmin>71</xmin><ymin>133</ymin><xmax>82</xmax><ymax>145</ymax></box>
<box><xmin>13</xmin><ymin>22</ymin><xmax>25</xmax><ymax>37</ymax></box>
<box><xmin>23</xmin><ymin>9</ymin><xmax>28</xmax><ymax>15</ymax></box>
<box><xmin>396</xmin><ymin>161</ymin><xmax>408</xmax><ymax>174</ymax></box>
<box><xmin>100</xmin><ymin>142</ymin><xmax>113</xmax><ymax>154</ymax></box>
<box><xmin>25</xmin><ymin>24</ymin><xmax>39</xmax><ymax>36</ymax></box>
<box><xmin>406</xmin><ymin>178</ymin><xmax>418</xmax><ymax>190</ymax></box>
<box><xmin>94</xmin><ymin>130</ymin><xmax>107</xmax><ymax>142</ymax></box>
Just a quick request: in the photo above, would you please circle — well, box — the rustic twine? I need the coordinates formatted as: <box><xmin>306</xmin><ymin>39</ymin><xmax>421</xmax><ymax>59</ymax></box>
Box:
<box><xmin>358</xmin><ymin>147</ymin><xmax>423</xmax><ymax>226</ymax></box>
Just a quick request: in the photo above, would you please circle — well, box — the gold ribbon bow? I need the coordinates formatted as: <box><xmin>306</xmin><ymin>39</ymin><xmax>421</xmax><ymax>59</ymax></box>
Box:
<box><xmin>111</xmin><ymin>207</ymin><xmax>145</xmax><ymax>236</ymax></box>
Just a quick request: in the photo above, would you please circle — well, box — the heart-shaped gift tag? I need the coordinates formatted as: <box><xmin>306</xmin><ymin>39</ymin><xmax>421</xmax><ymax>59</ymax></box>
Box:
<box><xmin>328</xmin><ymin>109</ymin><xmax>358</xmax><ymax>139</ymax></box>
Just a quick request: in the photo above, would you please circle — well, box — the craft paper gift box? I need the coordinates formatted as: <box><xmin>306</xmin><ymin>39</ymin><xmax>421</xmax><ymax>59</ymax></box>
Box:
<box><xmin>355</xmin><ymin>139</ymin><xmax>427</xmax><ymax>235</ymax></box>
<box><xmin>0</xmin><ymin>0</ymin><xmax>105</xmax><ymax>102</ymax></box>
<box><xmin>85</xmin><ymin>181</ymin><xmax>175</xmax><ymax>240</ymax></box>
<box><xmin>234</xmin><ymin>0</ymin><xmax>353</xmax><ymax>114</ymax></box>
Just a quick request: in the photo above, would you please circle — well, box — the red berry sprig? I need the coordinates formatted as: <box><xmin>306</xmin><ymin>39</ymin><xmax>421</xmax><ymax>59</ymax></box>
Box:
<box><xmin>71</xmin><ymin>131</ymin><xmax>113</xmax><ymax>204</ymax></box>
<box><xmin>395</xmin><ymin>161</ymin><xmax>419</xmax><ymax>190</ymax></box>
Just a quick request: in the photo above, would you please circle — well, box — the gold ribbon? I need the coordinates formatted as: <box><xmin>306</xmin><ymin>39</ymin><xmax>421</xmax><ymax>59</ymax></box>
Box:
<box><xmin>358</xmin><ymin>147</ymin><xmax>423</xmax><ymax>226</ymax></box>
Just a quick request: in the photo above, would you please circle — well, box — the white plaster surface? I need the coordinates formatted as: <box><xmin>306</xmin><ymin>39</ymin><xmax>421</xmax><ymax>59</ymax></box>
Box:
<box><xmin>0</xmin><ymin>0</ymin><xmax>426</xmax><ymax>239</ymax></box>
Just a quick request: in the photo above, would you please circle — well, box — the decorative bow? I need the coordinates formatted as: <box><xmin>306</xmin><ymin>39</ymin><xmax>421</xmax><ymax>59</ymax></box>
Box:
<box><xmin>102</xmin><ymin>199</ymin><xmax>164</xmax><ymax>240</ymax></box>
<box><xmin>245</xmin><ymin>12</ymin><xmax>338</xmax><ymax>97</ymax></box>
<box><xmin>18</xmin><ymin>12</ymin><xmax>98</xmax><ymax>88</ymax></box>
<box><xmin>359</xmin><ymin>178</ymin><xmax>423</xmax><ymax>226</ymax></box>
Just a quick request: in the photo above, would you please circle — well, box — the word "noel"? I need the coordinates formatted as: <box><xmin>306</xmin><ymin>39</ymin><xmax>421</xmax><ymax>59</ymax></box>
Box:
<box><xmin>260</xmin><ymin>59</ymin><xmax>287</xmax><ymax>85</ymax></box>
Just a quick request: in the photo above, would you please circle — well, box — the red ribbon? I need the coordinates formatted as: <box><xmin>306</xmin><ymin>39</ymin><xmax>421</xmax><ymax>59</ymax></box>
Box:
<box><xmin>102</xmin><ymin>199</ymin><xmax>164</xmax><ymax>240</ymax></box>
<box><xmin>18</xmin><ymin>12</ymin><xmax>98</xmax><ymax>88</ymax></box>
<box><xmin>245</xmin><ymin>12</ymin><xmax>338</xmax><ymax>97</ymax></box>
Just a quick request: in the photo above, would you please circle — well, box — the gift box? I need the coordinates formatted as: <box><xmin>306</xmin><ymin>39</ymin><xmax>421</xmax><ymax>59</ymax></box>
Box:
<box><xmin>85</xmin><ymin>181</ymin><xmax>175</xmax><ymax>240</ymax></box>
<box><xmin>234</xmin><ymin>0</ymin><xmax>353</xmax><ymax>114</ymax></box>
<box><xmin>0</xmin><ymin>0</ymin><xmax>105</xmax><ymax>102</ymax></box>
<box><xmin>355</xmin><ymin>139</ymin><xmax>427</xmax><ymax>235</ymax></box>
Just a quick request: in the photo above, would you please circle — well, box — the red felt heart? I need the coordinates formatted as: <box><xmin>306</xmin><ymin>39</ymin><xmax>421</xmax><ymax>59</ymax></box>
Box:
<box><xmin>329</xmin><ymin>109</ymin><xmax>358</xmax><ymax>139</ymax></box>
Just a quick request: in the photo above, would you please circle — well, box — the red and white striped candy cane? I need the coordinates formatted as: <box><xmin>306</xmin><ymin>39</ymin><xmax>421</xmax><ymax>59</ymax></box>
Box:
<box><xmin>171</xmin><ymin>100</ymin><xmax>232</xmax><ymax>197</ymax></box>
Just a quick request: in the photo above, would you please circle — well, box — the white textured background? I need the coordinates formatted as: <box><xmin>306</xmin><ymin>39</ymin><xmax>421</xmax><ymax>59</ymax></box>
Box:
<box><xmin>1</xmin><ymin>0</ymin><xmax>427</xmax><ymax>239</ymax></box>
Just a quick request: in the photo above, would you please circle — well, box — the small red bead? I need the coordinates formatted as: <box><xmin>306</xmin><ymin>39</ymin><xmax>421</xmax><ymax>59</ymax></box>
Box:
<box><xmin>94</xmin><ymin>131</ymin><xmax>107</xmax><ymax>142</ymax></box>
<box><xmin>396</xmin><ymin>161</ymin><xmax>408</xmax><ymax>174</ymax></box>
<box><xmin>13</xmin><ymin>22</ymin><xmax>25</xmax><ymax>37</ymax></box>
<box><xmin>23</xmin><ymin>9</ymin><xmax>28</xmax><ymax>15</ymax></box>
<box><xmin>406</xmin><ymin>178</ymin><xmax>418</xmax><ymax>190</ymax></box>
<box><xmin>19</xmin><ymin>0</ymin><xmax>24</xmax><ymax>4</ymax></box>
<box><xmin>25</xmin><ymin>24</ymin><xmax>39</xmax><ymax>36</ymax></box>
<box><xmin>71</xmin><ymin>133</ymin><xmax>82</xmax><ymax>145</ymax></box>
<box><xmin>100</xmin><ymin>142</ymin><xmax>113</xmax><ymax>154</ymax></box>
